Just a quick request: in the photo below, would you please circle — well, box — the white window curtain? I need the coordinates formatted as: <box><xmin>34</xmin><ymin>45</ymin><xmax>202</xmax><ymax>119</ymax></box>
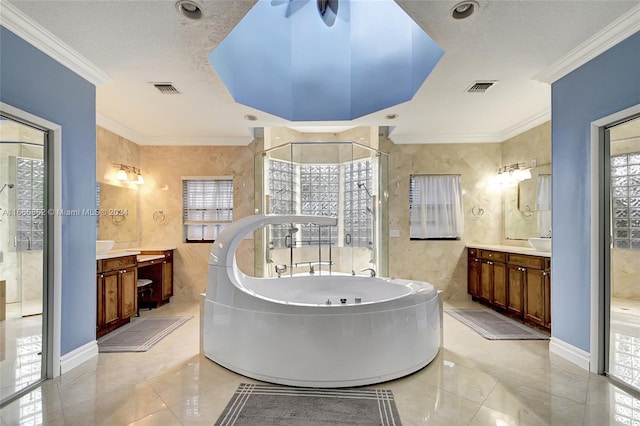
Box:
<box><xmin>410</xmin><ymin>175</ymin><xmax>463</xmax><ymax>239</ymax></box>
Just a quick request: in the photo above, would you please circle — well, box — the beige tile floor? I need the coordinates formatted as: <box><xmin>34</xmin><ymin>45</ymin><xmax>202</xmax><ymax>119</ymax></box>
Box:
<box><xmin>1</xmin><ymin>299</ymin><xmax>640</xmax><ymax>425</ymax></box>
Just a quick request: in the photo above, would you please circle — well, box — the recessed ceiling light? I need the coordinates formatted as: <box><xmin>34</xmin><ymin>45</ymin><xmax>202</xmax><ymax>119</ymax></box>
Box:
<box><xmin>176</xmin><ymin>0</ymin><xmax>203</xmax><ymax>20</ymax></box>
<box><xmin>244</xmin><ymin>114</ymin><xmax>258</xmax><ymax>121</ymax></box>
<box><xmin>451</xmin><ymin>1</ymin><xmax>478</xmax><ymax>20</ymax></box>
<box><xmin>385</xmin><ymin>113</ymin><xmax>399</xmax><ymax>120</ymax></box>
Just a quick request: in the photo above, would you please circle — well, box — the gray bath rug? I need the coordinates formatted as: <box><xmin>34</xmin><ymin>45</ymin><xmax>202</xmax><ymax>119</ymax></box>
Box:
<box><xmin>446</xmin><ymin>309</ymin><xmax>549</xmax><ymax>340</ymax></box>
<box><xmin>97</xmin><ymin>316</ymin><xmax>192</xmax><ymax>352</ymax></box>
<box><xmin>215</xmin><ymin>383</ymin><xmax>402</xmax><ymax>426</ymax></box>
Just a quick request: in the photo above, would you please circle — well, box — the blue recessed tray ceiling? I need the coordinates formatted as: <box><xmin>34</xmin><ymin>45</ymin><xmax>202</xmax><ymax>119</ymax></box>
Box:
<box><xmin>209</xmin><ymin>0</ymin><xmax>443</xmax><ymax>121</ymax></box>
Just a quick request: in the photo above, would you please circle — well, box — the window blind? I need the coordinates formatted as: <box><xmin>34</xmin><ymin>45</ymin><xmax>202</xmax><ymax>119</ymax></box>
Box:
<box><xmin>182</xmin><ymin>178</ymin><xmax>233</xmax><ymax>242</ymax></box>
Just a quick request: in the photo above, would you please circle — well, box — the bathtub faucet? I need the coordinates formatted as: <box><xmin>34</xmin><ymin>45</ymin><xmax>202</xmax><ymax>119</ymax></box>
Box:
<box><xmin>275</xmin><ymin>264</ymin><xmax>287</xmax><ymax>278</ymax></box>
<box><xmin>360</xmin><ymin>267</ymin><xmax>376</xmax><ymax>277</ymax></box>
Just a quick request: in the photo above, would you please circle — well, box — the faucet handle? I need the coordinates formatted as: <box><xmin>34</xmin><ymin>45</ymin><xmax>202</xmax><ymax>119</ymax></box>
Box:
<box><xmin>359</xmin><ymin>267</ymin><xmax>376</xmax><ymax>277</ymax></box>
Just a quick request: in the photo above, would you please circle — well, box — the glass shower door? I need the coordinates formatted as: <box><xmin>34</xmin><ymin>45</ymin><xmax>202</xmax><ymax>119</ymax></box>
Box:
<box><xmin>605</xmin><ymin>114</ymin><xmax>640</xmax><ymax>394</ymax></box>
<box><xmin>0</xmin><ymin>115</ymin><xmax>47</xmax><ymax>406</ymax></box>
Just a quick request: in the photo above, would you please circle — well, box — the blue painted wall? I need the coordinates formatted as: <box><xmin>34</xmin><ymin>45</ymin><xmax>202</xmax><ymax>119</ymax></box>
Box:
<box><xmin>552</xmin><ymin>31</ymin><xmax>640</xmax><ymax>351</ymax></box>
<box><xmin>1</xmin><ymin>27</ymin><xmax>97</xmax><ymax>355</ymax></box>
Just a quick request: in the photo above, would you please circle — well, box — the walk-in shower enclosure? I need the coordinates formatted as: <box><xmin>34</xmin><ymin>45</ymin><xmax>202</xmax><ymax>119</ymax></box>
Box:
<box><xmin>254</xmin><ymin>142</ymin><xmax>388</xmax><ymax>278</ymax></box>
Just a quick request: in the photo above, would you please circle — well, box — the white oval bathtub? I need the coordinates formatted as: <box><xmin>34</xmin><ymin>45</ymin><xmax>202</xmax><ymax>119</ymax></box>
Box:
<box><xmin>203</xmin><ymin>215</ymin><xmax>442</xmax><ymax>388</ymax></box>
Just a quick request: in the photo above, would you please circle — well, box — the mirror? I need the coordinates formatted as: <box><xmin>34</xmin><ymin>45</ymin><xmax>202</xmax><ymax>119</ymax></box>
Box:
<box><xmin>504</xmin><ymin>164</ymin><xmax>552</xmax><ymax>240</ymax></box>
<box><xmin>97</xmin><ymin>183</ymin><xmax>138</xmax><ymax>242</ymax></box>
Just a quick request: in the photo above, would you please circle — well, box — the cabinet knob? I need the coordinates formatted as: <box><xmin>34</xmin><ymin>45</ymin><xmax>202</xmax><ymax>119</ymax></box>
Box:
<box><xmin>488</xmin><ymin>253</ymin><xmax>492</xmax><ymax>257</ymax></box>
<box><xmin>488</xmin><ymin>261</ymin><xmax>493</xmax><ymax>265</ymax></box>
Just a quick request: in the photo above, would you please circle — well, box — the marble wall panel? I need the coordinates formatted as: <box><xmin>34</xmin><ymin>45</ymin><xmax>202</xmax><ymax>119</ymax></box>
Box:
<box><xmin>96</xmin><ymin>127</ymin><xmax>141</xmax><ymax>249</ymax></box>
<box><xmin>501</xmin><ymin>121</ymin><xmax>552</xmax><ymax>243</ymax></box>
<box><xmin>381</xmin><ymin>137</ymin><xmax>503</xmax><ymax>302</ymax></box>
<box><xmin>139</xmin><ymin>144</ymin><xmax>255</xmax><ymax>302</ymax></box>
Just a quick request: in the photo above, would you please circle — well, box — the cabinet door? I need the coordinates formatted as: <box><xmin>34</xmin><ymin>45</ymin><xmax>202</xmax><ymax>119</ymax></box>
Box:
<box><xmin>507</xmin><ymin>265</ymin><xmax>524</xmax><ymax>317</ymax></box>
<box><xmin>119</xmin><ymin>268</ymin><xmax>137</xmax><ymax>319</ymax></box>
<box><xmin>524</xmin><ymin>268</ymin><xmax>546</xmax><ymax>326</ymax></box>
<box><xmin>492</xmin><ymin>262</ymin><xmax>507</xmax><ymax>309</ymax></box>
<box><xmin>104</xmin><ymin>272</ymin><xmax>119</xmax><ymax>324</ymax></box>
<box><xmin>97</xmin><ymin>274</ymin><xmax>105</xmax><ymax>330</ymax></box>
<box><xmin>480</xmin><ymin>260</ymin><xmax>494</xmax><ymax>302</ymax></box>
<box><xmin>544</xmin><ymin>269</ymin><xmax>551</xmax><ymax>328</ymax></box>
<box><xmin>162</xmin><ymin>260</ymin><xmax>173</xmax><ymax>300</ymax></box>
<box><xmin>468</xmin><ymin>257</ymin><xmax>481</xmax><ymax>297</ymax></box>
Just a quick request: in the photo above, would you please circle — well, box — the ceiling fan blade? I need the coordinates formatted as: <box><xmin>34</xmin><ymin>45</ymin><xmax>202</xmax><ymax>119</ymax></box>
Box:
<box><xmin>286</xmin><ymin>0</ymin><xmax>309</xmax><ymax>17</ymax></box>
<box><xmin>327</xmin><ymin>0</ymin><xmax>339</xmax><ymax>16</ymax></box>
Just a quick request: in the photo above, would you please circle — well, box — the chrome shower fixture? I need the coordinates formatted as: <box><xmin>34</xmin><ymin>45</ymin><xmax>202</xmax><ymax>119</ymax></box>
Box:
<box><xmin>0</xmin><ymin>183</ymin><xmax>15</xmax><ymax>194</ymax></box>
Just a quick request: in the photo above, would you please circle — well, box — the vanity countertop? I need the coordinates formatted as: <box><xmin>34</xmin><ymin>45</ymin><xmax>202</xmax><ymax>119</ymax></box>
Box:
<box><xmin>96</xmin><ymin>250</ymin><xmax>141</xmax><ymax>261</ymax></box>
<box><xmin>137</xmin><ymin>254</ymin><xmax>165</xmax><ymax>263</ymax></box>
<box><xmin>126</xmin><ymin>247</ymin><xmax>177</xmax><ymax>252</ymax></box>
<box><xmin>466</xmin><ymin>243</ymin><xmax>551</xmax><ymax>258</ymax></box>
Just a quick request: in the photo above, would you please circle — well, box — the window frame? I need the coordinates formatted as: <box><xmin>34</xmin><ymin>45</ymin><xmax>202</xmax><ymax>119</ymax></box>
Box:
<box><xmin>610</xmin><ymin>152</ymin><xmax>640</xmax><ymax>250</ymax></box>
<box><xmin>409</xmin><ymin>174</ymin><xmax>463</xmax><ymax>241</ymax></box>
<box><xmin>182</xmin><ymin>176</ymin><xmax>234</xmax><ymax>243</ymax></box>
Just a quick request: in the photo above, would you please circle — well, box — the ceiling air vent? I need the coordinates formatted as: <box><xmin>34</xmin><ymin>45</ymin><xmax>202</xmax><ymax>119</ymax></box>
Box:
<box><xmin>152</xmin><ymin>83</ymin><xmax>180</xmax><ymax>94</ymax></box>
<box><xmin>466</xmin><ymin>81</ymin><xmax>496</xmax><ymax>93</ymax></box>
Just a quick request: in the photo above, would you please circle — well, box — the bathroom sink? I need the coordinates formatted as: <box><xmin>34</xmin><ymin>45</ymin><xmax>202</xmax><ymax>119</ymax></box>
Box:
<box><xmin>96</xmin><ymin>240</ymin><xmax>115</xmax><ymax>254</ymax></box>
<box><xmin>528</xmin><ymin>238</ymin><xmax>551</xmax><ymax>252</ymax></box>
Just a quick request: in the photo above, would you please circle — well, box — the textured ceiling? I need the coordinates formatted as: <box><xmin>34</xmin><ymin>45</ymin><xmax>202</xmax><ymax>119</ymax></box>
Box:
<box><xmin>6</xmin><ymin>0</ymin><xmax>640</xmax><ymax>145</ymax></box>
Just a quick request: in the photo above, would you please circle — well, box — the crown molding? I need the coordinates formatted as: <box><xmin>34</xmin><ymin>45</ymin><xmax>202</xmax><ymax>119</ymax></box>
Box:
<box><xmin>390</xmin><ymin>107</ymin><xmax>551</xmax><ymax>144</ymax></box>
<box><xmin>390</xmin><ymin>133</ymin><xmax>500</xmax><ymax>144</ymax></box>
<box><xmin>0</xmin><ymin>1</ymin><xmax>110</xmax><ymax>85</ymax></box>
<box><xmin>141</xmin><ymin>135</ymin><xmax>253</xmax><ymax>146</ymax></box>
<box><xmin>96</xmin><ymin>112</ymin><xmax>145</xmax><ymax>144</ymax></box>
<box><xmin>499</xmin><ymin>107</ymin><xmax>551</xmax><ymax>141</ymax></box>
<box><xmin>96</xmin><ymin>113</ymin><xmax>253</xmax><ymax>146</ymax></box>
<box><xmin>534</xmin><ymin>4</ymin><xmax>640</xmax><ymax>84</ymax></box>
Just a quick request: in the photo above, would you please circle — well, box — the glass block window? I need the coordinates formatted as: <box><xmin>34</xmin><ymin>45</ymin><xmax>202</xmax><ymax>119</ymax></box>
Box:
<box><xmin>611</xmin><ymin>152</ymin><xmax>640</xmax><ymax>249</ymax></box>
<box><xmin>300</xmin><ymin>164</ymin><xmax>339</xmax><ymax>244</ymax></box>
<box><xmin>268</xmin><ymin>159</ymin><xmax>297</xmax><ymax>248</ymax></box>
<box><xmin>16</xmin><ymin>157</ymin><xmax>45</xmax><ymax>251</ymax></box>
<box><xmin>343</xmin><ymin>159</ymin><xmax>373</xmax><ymax>248</ymax></box>
<box><xmin>182</xmin><ymin>178</ymin><xmax>233</xmax><ymax>242</ymax></box>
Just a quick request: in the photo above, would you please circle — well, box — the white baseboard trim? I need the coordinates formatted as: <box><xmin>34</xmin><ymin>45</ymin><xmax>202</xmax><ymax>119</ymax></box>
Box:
<box><xmin>59</xmin><ymin>340</ymin><xmax>98</xmax><ymax>375</ymax></box>
<box><xmin>549</xmin><ymin>337</ymin><xmax>591</xmax><ymax>370</ymax></box>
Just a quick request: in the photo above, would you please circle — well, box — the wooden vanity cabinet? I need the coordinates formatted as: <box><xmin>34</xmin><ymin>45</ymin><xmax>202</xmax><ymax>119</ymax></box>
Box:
<box><xmin>137</xmin><ymin>249</ymin><xmax>174</xmax><ymax>307</ymax></box>
<box><xmin>467</xmin><ymin>249</ymin><xmax>482</xmax><ymax>299</ymax></box>
<box><xmin>481</xmin><ymin>250</ymin><xmax>507</xmax><ymax>309</ymax></box>
<box><xmin>506</xmin><ymin>264</ymin><xmax>525</xmax><ymax>317</ymax></box>
<box><xmin>467</xmin><ymin>247</ymin><xmax>551</xmax><ymax>332</ymax></box>
<box><xmin>97</xmin><ymin>254</ymin><xmax>137</xmax><ymax>337</ymax></box>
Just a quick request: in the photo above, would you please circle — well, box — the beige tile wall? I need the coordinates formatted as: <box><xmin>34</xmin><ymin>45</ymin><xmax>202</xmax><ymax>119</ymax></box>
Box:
<box><xmin>381</xmin><ymin>137</ymin><xmax>503</xmax><ymax>302</ymax></box>
<box><xmin>501</xmin><ymin>121</ymin><xmax>552</xmax><ymax>243</ymax></box>
<box><xmin>138</xmin><ymin>144</ymin><xmax>256</xmax><ymax>302</ymax></box>
<box><xmin>96</xmin><ymin>127</ymin><xmax>141</xmax><ymax>249</ymax></box>
<box><xmin>98</xmin><ymin>122</ymin><xmax>552</xmax><ymax>304</ymax></box>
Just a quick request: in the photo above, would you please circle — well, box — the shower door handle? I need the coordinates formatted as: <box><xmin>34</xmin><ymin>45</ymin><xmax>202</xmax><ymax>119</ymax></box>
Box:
<box><xmin>13</xmin><ymin>236</ymin><xmax>17</xmax><ymax>248</ymax></box>
<box><xmin>345</xmin><ymin>233</ymin><xmax>351</xmax><ymax>245</ymax></box>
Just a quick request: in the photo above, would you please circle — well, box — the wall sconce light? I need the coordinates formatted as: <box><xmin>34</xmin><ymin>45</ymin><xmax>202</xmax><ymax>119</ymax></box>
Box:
<box><xmin>495</xmin><ymin>163</ymin><xmax>531</xmax><ymax>187</ymax></box>
<box><xmin>113</xmin><ymin>163</ymin><xmax>144</xmax><ymax>185</ymax></box>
